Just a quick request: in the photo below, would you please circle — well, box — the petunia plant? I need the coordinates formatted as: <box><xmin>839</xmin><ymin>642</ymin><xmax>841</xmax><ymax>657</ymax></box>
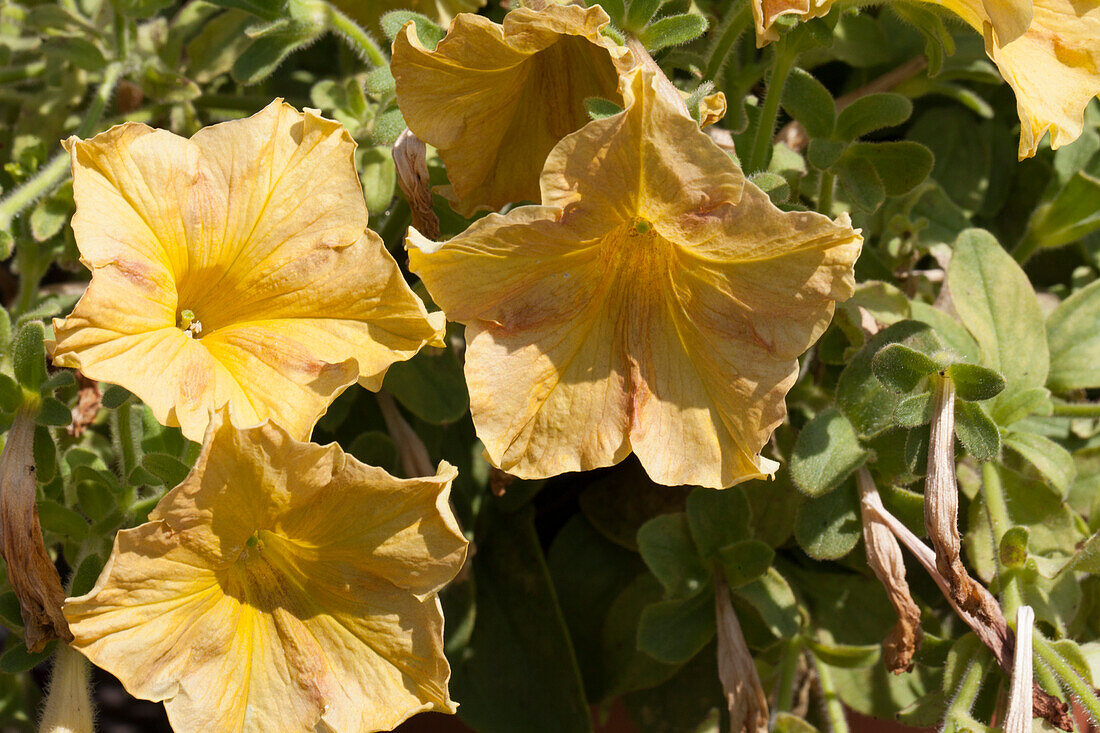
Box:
<box><xmin>0</xmin><ymin>0</ymin><xmax>1097</xmax><ymax>731</ymax></box>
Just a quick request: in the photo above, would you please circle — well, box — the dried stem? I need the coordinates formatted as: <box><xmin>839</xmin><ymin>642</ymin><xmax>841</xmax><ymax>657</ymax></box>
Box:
<box><xmin>715</xmin><ymin>571</ymin><xmax>769</xmax><ymax>733</ymax></box>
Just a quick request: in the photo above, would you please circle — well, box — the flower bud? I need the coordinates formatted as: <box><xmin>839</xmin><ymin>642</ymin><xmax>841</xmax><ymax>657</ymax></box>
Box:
<box><xmin>393</xmin><ymin>129</ymin><xmax>439</xmax><ymax>240</ymax></box>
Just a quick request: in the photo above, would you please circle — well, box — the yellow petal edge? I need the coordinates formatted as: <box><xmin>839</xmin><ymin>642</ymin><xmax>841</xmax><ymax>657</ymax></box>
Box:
<box><xmin>64</xmin><ymin>408</ymin><xmax>468</xmax><ymax>733</ymax></box>
<box><xmin>392</xmin><ymin>2</ymin><xmax>635</xmax><ymax>216</ymax></box>
<box><xmin>407</xmin><ymin>70</ymin><xmax>862</xmax><ymax>489</ymax></box>
<box><xmin>753</xmin><ymin>0</ymin><xmax>1100</xmax><ymax>158</ymax></box>
<box><xmin>49</xmin><ymin>100</ymin><xmax>445</xmax><ymax>443</ymax></box>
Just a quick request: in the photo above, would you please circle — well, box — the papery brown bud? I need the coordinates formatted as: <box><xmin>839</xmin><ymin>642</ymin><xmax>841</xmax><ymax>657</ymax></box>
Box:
<box><xmin>393</xmin><ymin>129</ymin><xmax>440</xmax><ymax>240</ymax></box>
<box><xmin>39</xmin><ymin>645</ymin><xmax>94</xmax><ymax>733</ymax></box>
<box><xmin>925</xmin><ymin>375</ymin><xmax>991</xmax><ymax>620</ymax></box>
<box><xmin>66</xmin><ymin>373</ymin><xmax>100</xmax><ymax>438</ymax></box>
<box><xmin>0</xmin><ymin>407</ymin><xmax>72</xmax><ymax>651</ymax></box>
<box><xmin>857</xmin><ymin>468</ymin><xmax>922</xmax><ymax>673</ymax></box>
<box><xmin>716</xmin><ymin>573</ymin><xmax>769</xmax><ymax>733</ymax></box>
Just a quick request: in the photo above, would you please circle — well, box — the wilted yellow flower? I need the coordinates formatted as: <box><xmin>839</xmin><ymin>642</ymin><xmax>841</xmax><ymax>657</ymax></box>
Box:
<box><xmin>407</xmin><ymin>70</ymin><xmax>862</xmax><ymax>489</ymax></box>
<box><xmin>50</xmin><ymin>101</ymin><xmax>444</xmax><ymax>443</ymax></box>
<box><xmin>391</xmin><ymin>2</ymin><xmax>635</xmax><ymax>216</ymax></box>
<box><xmin>64</xmin><ymin>410</ymin><xmax>467</xmax><ymax>733</ymax></box>
<box><xmin>753</xmin><ymin>0</ymin><xmax>1100</xmax><ymax>158</ymax></box>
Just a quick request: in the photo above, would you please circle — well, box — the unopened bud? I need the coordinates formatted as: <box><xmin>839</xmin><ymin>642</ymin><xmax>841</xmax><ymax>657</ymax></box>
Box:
<box><xmin>857</xmin><ymin>468</ymin><xmax>922</xmax><ymax>673</ymax></box>
<box><xmin>1004</xmin><ymin>606</ymin><xmax>1034</xmax><ymax>733</ymax></box>
<box><xmin>393</xmin><ymin>129</ymin><xmax>440</xmax><ymax>240</ymax></box>
<box><xmin>715</xmin><ymin>572</ymin><xmax>768</xmax><ymax>733</ymax></box>
<box><xmin>39</xmin><ymin>645</ymin><xmax>94</xmax><ymax>733</ymax></box>
<box><xmin>0</xmin><ymin>408</ymin><xmax>72</xmax><ymax>651</ymax></box>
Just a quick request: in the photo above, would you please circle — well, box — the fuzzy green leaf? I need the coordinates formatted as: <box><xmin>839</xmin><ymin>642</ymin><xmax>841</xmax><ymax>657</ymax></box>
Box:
<box><xmin>790</xmin><ymin>408</ymin><xmax>868</xmax><ymax>497</ymax></box>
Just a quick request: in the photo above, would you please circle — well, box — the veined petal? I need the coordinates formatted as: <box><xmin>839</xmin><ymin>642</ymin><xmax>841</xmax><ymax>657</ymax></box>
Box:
<box><xmin>409</xmin><ymin>70</ymin><xmax>861</xmax><ymax>488</ymax></box>
<box><xmin>392</xmin><ymin>3</ymin><xmax>633</xmax><ymax>215</ymax></box>
<box><xmin>65</xmin><ymin>411</ymin><xmax>467</xmax><ymax>733</ymax></box>
<box><xmin>51</xmin><ymin>102</ymin><xmax>443</xmax><ymax>442</ymax></box>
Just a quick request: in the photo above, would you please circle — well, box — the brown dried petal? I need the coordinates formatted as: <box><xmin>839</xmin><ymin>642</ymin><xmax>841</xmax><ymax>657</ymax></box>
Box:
<box><xmin>0</xmin><ymin>408</ymin><xmax>72</xmax><ymax>651</ymax></box>
<box><xmin>857</xmin><ymin>468</ymin><xmax>922</xmax><ymax>673</ymax></box>
<box><xmin>394</xmin><ymin>129</ymin><xmax>440</xmax><ymax>241</ymax></box>
<box><xmin>716</xmin><ymin>573</ymin><xmax>769</xmax><ymax>733</ymax></box>
<box><xmin>66</xmin><ymin>373</ymin><xmax>101</xmax><ymax>438</ymax></box>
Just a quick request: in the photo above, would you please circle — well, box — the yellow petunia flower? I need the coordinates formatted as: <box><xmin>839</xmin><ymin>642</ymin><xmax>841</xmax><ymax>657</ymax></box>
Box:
<box><xmin>391</xmin><ymin>2</ymin><xmax>635</xmax><ymax>216</ymax></box>
<box><xmin>753</xmin><ymin>0</ymin><xmax>1100</xmax><ymax>158</ymax></box>
<box><xmin>49</xmin><ymin>101</ymin><xmax>445</xmax><ymax>443</ymax></box>
<box><xmin>406</xmin><ymin>70</ymin><xmax>862</xmax><ymax>489</ymax></box>
<box><xmin>64</xmin><ymin>410</ymin><xmax>468</xmax><ymax>733</ymax></box>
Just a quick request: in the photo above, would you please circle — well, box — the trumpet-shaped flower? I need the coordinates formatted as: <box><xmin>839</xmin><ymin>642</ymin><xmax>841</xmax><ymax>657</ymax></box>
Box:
<box><xmin>406</xmin><ymin>70</ymin><xmax>862</xmax><ymax>489</ymax></box>
<box><xmin>753</xmin><ymin>0</ymin><xmax>1100</xmax><ymax>158</ymax></box>
<box><xmin>64</xmin><ymin>410</ymin><xmax>468</xmax><ymax>733</ymax></box>
<box><xmin>391</xmin><ymin>2</ymin><xmax>634</xmax><ymax>216</ymax></box>
<box><xmin>50</xmin><ymin>101</ymin><xmax>445</xmax><ymax>443</ymax></box>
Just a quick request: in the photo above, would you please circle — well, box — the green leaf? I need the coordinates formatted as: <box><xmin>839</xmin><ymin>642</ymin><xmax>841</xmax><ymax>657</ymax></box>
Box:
<box><xmin>382</xmin><ymin>349</ymin><xmax>469</xmax><ymax>425</ymax></box>
<box><xmin>781</xmin><ymin>67</ymin><xmax>835</xmax><ymax>139</ymax></box>
<box><xmin>1024</xmin><ymin>172</ymin><xmax>1100</xmax><ymax>250</ymax></box>
<box><xmin>835</xmin><ymin>93</ymin><xmax>912</xmax><ymax>141</ymax></box>
<box><xmin>141</xmin><ymin>453</ymin><xmax>191</xmax><ymax>487</ymax></box>
<box><xmin>847</xmin><ymin>141</ymin><xmax>934</xmax><ymax>196</ymax></box>
<box><xmin>1047</xmin><ymin>278</ymin><xmax>1100</xmax><ymax>391</ymax></box>
<box><xmin>639</xmin><ymin>13</ymin><xmax>708</xmax><ymax>52</ymax></box>
<box><xmin>232</xmin><ymin>21</ymin><xmax>317</xmax><ymax>85</ymax></box>
<box><xmin>947</xmin><ymin>229</ymin><xmax>1049</xmax><ymax>400</ymax></box>
<box><xmin>893</xmin><ymin>392</ymin><xmax>933</xmax><ymax>428</ymax></box>
<box><xmin>0</xmin><ymin>374</ymin><xmax>20</xmax><ymax>413</ymax></box>
<box><xmin>685</xmin><ymin>486</ymin><xmax>750</xmax><ymax>559</ymax></box>
<box><xmin>808</xmin><ymin>139</ymin><xmax>847</xmax><ymax>170</ymax></box>
<box><xmin>837</xmin><ymin>153</ymin><xmax>885</xmax><ymax>212</ymax></box>
<box><xmin>359</xmin><ymin>145</ymin><xmax>396</xmax><ymax>217</ymax></box>
<box><xmin>346</xmin><ymin>431</ymin><xmax>399</xmax><ymax>476</ymax></box>
<box><xmin>35</xmin><ymin>397</ymin><xmax>70</xmax><ymax>427</ymax></box>
<box><xmin>749</xmin><ymin>171</ymin><xmax>789</xmax><ymax>204</ymax></box>
<box><xmin>584</xmin><ymin>97</ymin><xmax>624</xmax><ymax>121</ymax></box>
<box><xmin>70</xmin><ymin>553</ymin><xmax>104</xmax><ymax>597</ymax></box>
<box><xmin>795</xmin><ymin>479</ymin><xmax>861</xmax><ymax>560</ymax></box>
<box><xmin>590</xmin><ymin>0</ymin><xmax>626</xmax><ymax>25</ymax></box>
<box><xmin>599</xmin><ymin>574</ymin><xmax>681</xmax><ymax>700</ymax></box>
<box><xmin>13</xmin><ymin>321</ymin><xmax>46</xmax><ymax>393</ymax></box>
<box><xmin>0</xmin><ymin>641</ymin><xmax>54</xmax><ymax>674</ymax></box>
<box><xmin>716</xmin><ymin>540</ymin><xmax>774</xmax><ymax>588</ymax></box>
<box><xmin>451</xmin><ymin>505</ymin><xmax>593</xmax><ymax>733</ymax></box>
<box><xmin>988</xmin><ymin>386</ymin><xmax>1052</xmax><ymax>426</ymax></box>
<box><xmin>837</xmin><ymin>320</ymin><xmax>940</xmax><ymax>439</ymax></box>
<box><xmin>622</xmin><ymin>641</ymin><xmax>724</xmax><ymax>731</ymax></box>
<box><xmin>789</xmin><ymin>408</ymin><xmax>868</xmax><ymax>497</ymax></box>
<box><xmin>637</xmin><ymin>591</ymin><xmax>716</xmax><ymax>664</ymax></box>
<box><xmin>32</xmin><ymin>425</ymin><xmax>56</xmax><ymax>484</ymax></box>
<box><xmin>774</xmin><ymin>713</ymin><xmax>821</xmax><ymax>733</ymax></box>
<box><xmin>953</xmin><ymin>400</ymin><xmax>1000</xmax><ymax>462</ymax></box>
<box><xmin>624</xmin><ymin>0</ymin><xmax>663</xmax><ymax>32</ymax></box>
<box><xmin>38</xmin><ymin>499</ymin><xmax>87</xmax><ymax>539</ymax></box>
<box><xmin>872</xmin><ymin>343</ymin><xmax>939</xmax><ymax>393</ymax></box>
<box><xmin>807</xmin><ymin>639</ymin><xmax>881</xmax><ymax>668</ymax></box>
<box><xmin>736</xmin><ymin>568</ymin><xmax>801</xmax><ymax>638</ymax></box>
<box><xmin>29</xmin><ymin>182</ymin><xmax>71</xmax><ymax>242</ymax></box>
<box><xmin>43</xmin><ymin>36</ymin><xmax>106</xmax><ymax>70</ymax></box>
<box><xmin>100</xmin><ymin>385</ymin><xmax>132</xmax><ymax>409</ymax></box>
<box><xmin>945</xmin><ymin>363</ymin><xmax>1005</xmax><ymax>402</ymax></box>
<box><xmin>1003</xmin><ymin>430</ymin><xmax>1076</xmax><ymax>496</ymax></box>
<box><xmin>204</xmin><ymin>0</ymin><xmax>283</xmax><ymax>20</ymax></box>
<box><xmin>637</xmin><ymin>513</ymin><xmax>709</xmax><ymax>599</ymax></box>
<box><xmin>909</xmin><ymin>107</ymin><xmax>990</xmax><ymax>212</ymax></box>
<box><xmin>380</xmin><ymin>10</ymin><xmax>444</xmax><ymax>49</ymax></box>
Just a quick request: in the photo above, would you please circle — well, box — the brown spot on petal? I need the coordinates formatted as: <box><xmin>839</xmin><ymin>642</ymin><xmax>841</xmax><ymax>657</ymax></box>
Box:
<box><xmin>67</xmin><ymin>372</ymin><xmax>101</xmax><ymax>438</ymax></box>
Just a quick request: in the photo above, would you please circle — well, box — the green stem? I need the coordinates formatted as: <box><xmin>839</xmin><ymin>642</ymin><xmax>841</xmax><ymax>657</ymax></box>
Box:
<box><xmin>1033</xmin><ymin>633</ymin><xmax>1100</xmax><ymax>724</ymax></box>
<box><xmin>1013</xmin><ymin>229</ymin><xmax>1041</xmax><ymax>264</ymax></box>
<box><xmin>818</xmin><ymin>170</ymin><xmax>835</xmax><ymax>214</ymax></box>
<box><xmin>326</xmin><ymin>3</ymin><xmax>386</xmax><ymax>67</ymax></box>
<box><xmin>775</xmin><ymin>636</ymin><xmax>802</xmax><ymax>713</ymax></box>
<box><xmin>981</xmin><ymin>462</ymin><xmax>1022</xmax><ymax>616</ymax></box>
<box><xmin>812</xmin><ymin>654</ymin><xmax>851</xmax><ymax>733</ymax></box>
<box><xmin>703</xmin><ymin>1</ymin><xmax>751</xmax><ymax>82</ymax></box>
<box><xmin>115</xmin><ymin>400</ymin><xmax>138</xmax><ymax>487</ymax></box>
<box><xmin>944</xmin><ymin>659</ymin><xmax>986</xmax><ymax>723</ymax></box>
<box><xmin>0</xmin><ymin>60</ymin><xmax>46</xmax><ymax>85</ymax></box>
<box><xmin>0</xmin><ymin>63</ymin><xmax>122</xmax><ymax>232</ymax></box>
<box><xmin>1051</xmin><ymin>401</ymin><xmax>1100</xmax><ymax>418</ymax></box>
<box><xmin>745</xmin><ymin>43</ymin><xmax>796</xmax><ymax>173</ymax></box>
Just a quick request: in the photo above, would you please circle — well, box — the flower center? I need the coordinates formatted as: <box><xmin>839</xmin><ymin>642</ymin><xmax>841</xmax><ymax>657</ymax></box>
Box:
<box><xmin>177</xmin><ymin>308</ymin><xmax>203</xmax><ymax>338</ymax></box>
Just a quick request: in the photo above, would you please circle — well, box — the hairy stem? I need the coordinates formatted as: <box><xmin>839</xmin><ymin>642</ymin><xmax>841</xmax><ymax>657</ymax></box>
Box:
<box><xmin>327</xmin><ymin>3</ymin><xmax>387</xmax><ymax>67</ymax></box>
<box><xmin>1033</xmin><ymin>633</ymin><xmax>1100</xmax><ymax>725</ymax></box>
<box><xmin>746</xmin><ymin>43</ymin><xmax>795</xmax><ymax>173</ymax></box>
